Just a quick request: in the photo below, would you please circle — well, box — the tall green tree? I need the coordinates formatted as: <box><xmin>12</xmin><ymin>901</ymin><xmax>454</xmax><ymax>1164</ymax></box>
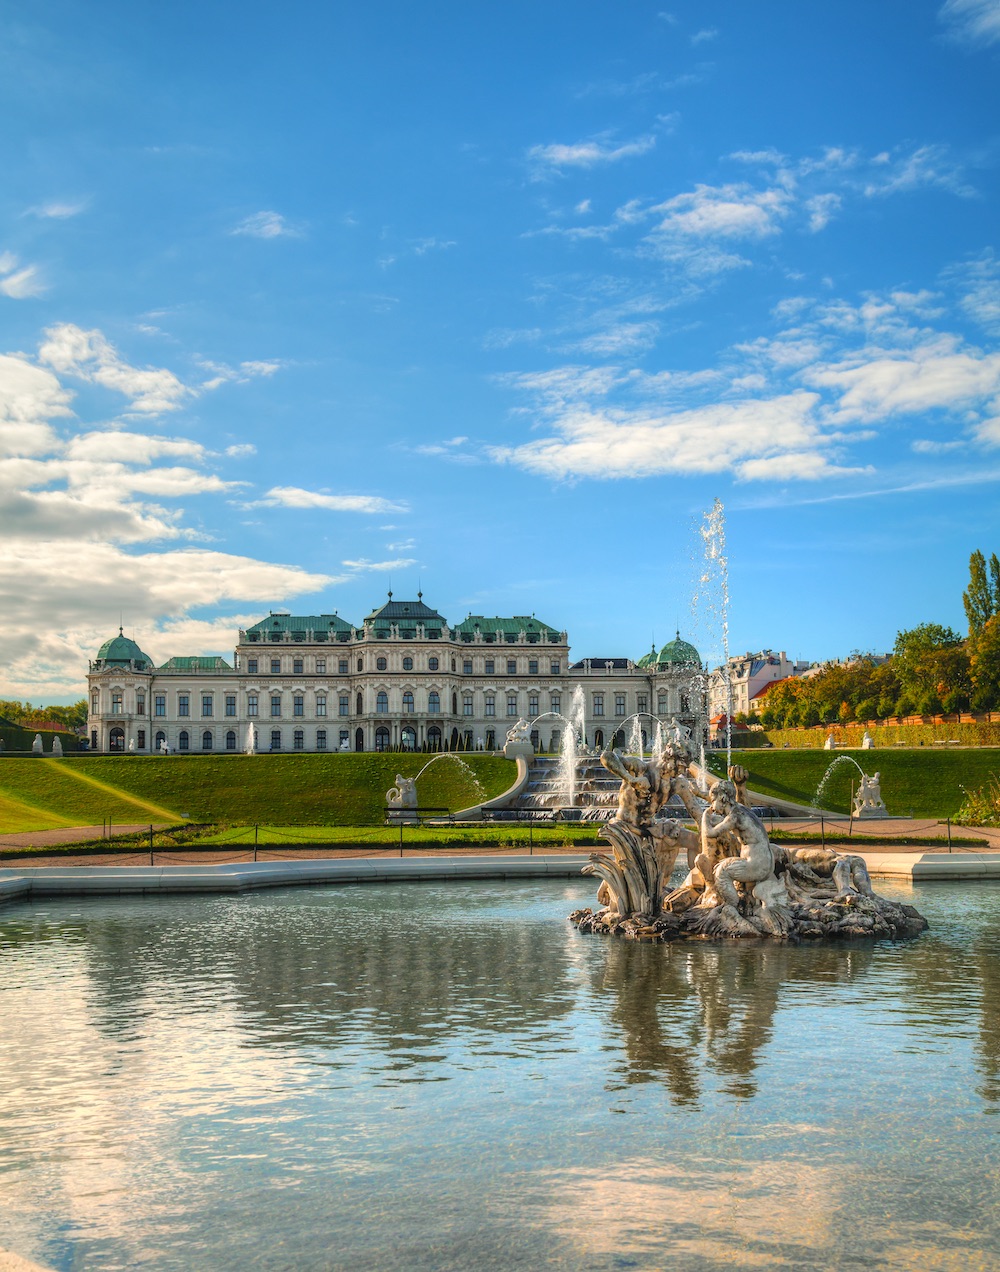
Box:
<box><xmin>964</xmin><ymin>550</ymin><xmax>1000</xmax><ymax>637</ymax></box>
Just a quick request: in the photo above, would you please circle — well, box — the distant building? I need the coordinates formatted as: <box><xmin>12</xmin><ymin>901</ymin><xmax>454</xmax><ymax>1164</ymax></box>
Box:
<box><xmin>86</xmin><ymin>597</ymin><xmax>708</xmax><ymax>754</ymax></box>
<box><xmin>708</xmin><ymin>650</ymin><xmax>812</xmax><ymax>721</ymax></box>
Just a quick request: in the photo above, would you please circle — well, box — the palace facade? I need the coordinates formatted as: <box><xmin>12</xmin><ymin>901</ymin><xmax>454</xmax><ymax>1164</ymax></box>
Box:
<box><xmin>86</xmin><ymin>594</ymin><xmax>705</xmax><ymax>754</ymax></box>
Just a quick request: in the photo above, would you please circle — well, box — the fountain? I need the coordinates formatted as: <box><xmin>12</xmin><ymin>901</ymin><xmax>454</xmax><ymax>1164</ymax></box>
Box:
<box><xmin>386</xmin><ymin>752</ymin><xmax>487</xmax><ymax>822</ymax></box>
<box><xmin>814</xmin><ymin>754</ymin><xmax>888</xmax><ymax>818</ymax></box>
<box><xmin>245</xmin><ymin>722</ymin><xmax>257</xmax><ymax>756</ymax></box>
<box><xmin>696</xmin><ymin>498</ymin><xmax>733</xmax><ymax>767</ymax></box>
<box><xmin>570</xmin><ymin>735</ymin><xmax>926</xmax><ymax>942</ymax></box>
<box><xmin>556</xmin><ymin>685</ymin><xmax>586</xmax><ymax>810</ymax></box>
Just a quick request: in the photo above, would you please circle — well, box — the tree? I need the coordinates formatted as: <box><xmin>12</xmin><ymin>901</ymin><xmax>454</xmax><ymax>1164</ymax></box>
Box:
<box><xmin>964</xmin><ymin>550</ymin><xmax>1000</xmax><ymax>637</ymax></box>
<box><xmin>970</xmin><ymin>615</ymin><xmax>1000</xmax><ymax>711</ymax></box>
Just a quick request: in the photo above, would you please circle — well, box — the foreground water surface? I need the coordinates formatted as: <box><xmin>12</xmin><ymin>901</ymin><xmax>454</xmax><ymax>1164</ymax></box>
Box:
<box><xmin>1</xmin><ymin>878</ymin><xmax>999</xmax><ymax>1271</ymax></box>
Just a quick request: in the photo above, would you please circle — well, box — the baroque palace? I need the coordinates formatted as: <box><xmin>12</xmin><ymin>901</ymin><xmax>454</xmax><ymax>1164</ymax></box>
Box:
<box><xmin>87</xmin><ymin>594</ymin><xmax>705</xmax><ymax>755</ymax></box>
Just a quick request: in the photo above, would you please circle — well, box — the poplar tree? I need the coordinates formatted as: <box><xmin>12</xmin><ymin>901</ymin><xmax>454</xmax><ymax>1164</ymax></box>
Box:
<box><xmin>964</xmin><ymin>550</ymin><xmax>1000</xmax><ymax>636</ymax></box>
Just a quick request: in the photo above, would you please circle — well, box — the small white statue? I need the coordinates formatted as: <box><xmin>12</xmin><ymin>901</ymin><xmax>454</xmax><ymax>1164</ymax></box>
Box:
<box><xmin>128</xmin><ymin>737</ymin><xmax>136</xmax><ymax>753</ymax></box>
<box><xmin>861</xmin><ymin>730</ymin><xmax>874</xmax><ymax>749</ymax></box>
<box><xmin>386</xmin><ymin>775</ymin><xmax>418</xmax><ymax>810</ymax></box>
<box><xmin>51</xmin><ymin>735</ymin><xmax>63</xmax><ymax>757</ymax></box>
<box><xmin>853</xmin><ymin>771</ymin><xmax>888</xmax><ymax>819</ymax></box>
<box><xmin>505</xmin><ymin>717</ymin><xmax>531</xmax><ymax>746</ymax></box>
<box><xmin>32</xmin><ymin>734</ymin><xmax>43</xmax><ymax>754</ymax></box>
<box><xmin>824</xmin><ymin>733</ymin><xmax>836</xmax><ymax>750</ymax></box>
<box><xmin>340</xmin><ymin>738</ymin><xmax>351</xmax><ymax>751</ymax></box>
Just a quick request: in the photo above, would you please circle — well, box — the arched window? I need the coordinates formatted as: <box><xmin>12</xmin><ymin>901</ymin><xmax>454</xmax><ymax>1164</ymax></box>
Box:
<box><xmin>155</xmin><ymin>730</ymin><xmax>166</xmax><ymax>750</ymax></box>
<box><xmin>452</xmin><ymin>692</ymin><xmax>458</xmax><ymax>714</ymax></box>
<box><xmin>109</xmin><ymin>726</ymin><xmax>125</xmax><ymax>752</ymax></box>
<box><xmin>356</xmin><ymin>691</ymin><xmax>363</xmax><ymax>715</ymax></box>
<box><xmin>401</xmin><ymin>725</ymin><xmax>416</xmax><ymax>750</ymax></box>
<box><xmin>377</xmin><ymin>657</ymin><xmax>387</xmax><ymax>671</ymax></box>
<box><xmin>179</xmin><ymin>730</ymin><xmax>189</xmax><ymax>751</ymax></box>
<box><xmin>226</xmin><ymin>730</ymin><xmax>237</xmax><ymax>751</ymax></box>
<box><xmin>376</xmin><ymin>691</ymin><xmax>388</xmax><ymax>714</ymax></box>
<box><xmin>594</xmin><ymin>729</ymin><xmax>604</xmax><ymax>750</ymax></box>
<box><xmin>375</xmin><ymin>725</ymin><xmax>390</xmax><ymax>751</ymax></box>
<box><xmin>428</xmin><ymin>691</ymin><xmax>440</xmax><ymax>713</ymax></box>
<box><xmin>357</xmin><ymin>657</ymin><xmax>363</xmax><ymax>671</ymax></box>
<box><xmin>402</xmin><ymin>691</ymin><xmax>414</xmax><ymax>714</ymax></box>
<box><xmin>202</xmin><ymin>731</ymin><xmax>213</xmax><ymax>750</ymax></box>
<box><xmin>354</xmin><ymin>727</ymin><xmax>364</xmax><ymax>751</ymax></box>
<box><xmin>427</xmin><ymin>725</ymin><xmax>442</xmax><ymax>750</ymax></box>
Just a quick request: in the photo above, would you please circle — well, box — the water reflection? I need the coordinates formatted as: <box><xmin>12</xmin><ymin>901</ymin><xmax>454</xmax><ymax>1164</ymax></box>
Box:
<box><xmin>1</xmin><ymin>881</ymin><xmax>1000</xmax><ymax>1272</ymax></box>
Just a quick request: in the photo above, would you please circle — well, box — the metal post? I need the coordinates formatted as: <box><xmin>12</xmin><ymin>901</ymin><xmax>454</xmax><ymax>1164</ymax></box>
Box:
<box><xmin>821</xmin><ymin>814</ymin><xmax>825</xmax><ymax>848</ymax></box>
<box><xmin>254</xmin><ymin>823</ymin><xmax>258</xmax><ymax>862</ymax></box>
<box><xmin>149</xmin><ymin>824</ymin><xmax>154</xmax><ymax>866</ymax></box>
<box><xmin>400</xmin><ymin>818</ymin><xmax>404</xmax><ymax>857</ymax></box>
<box><xmin>849</xmin><ymin>781</ymin><xmax>853</xmax><ymax>838</ymax></box>
<box><xmin>529</xmin><ymin>816</ymin><xmax>533</xmax><ymax>855</ymax></box>
<box><xmin>947</xmin><ymin>816</ymin><xmax>952</xmax><ymax>853</ymax></box>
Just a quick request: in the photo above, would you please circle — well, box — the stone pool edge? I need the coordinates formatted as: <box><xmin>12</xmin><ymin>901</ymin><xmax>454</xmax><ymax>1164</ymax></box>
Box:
<box><xmin>1</xmin><ymin>851</ymin><xmax>999</xmax><ymax>907</ymax></box>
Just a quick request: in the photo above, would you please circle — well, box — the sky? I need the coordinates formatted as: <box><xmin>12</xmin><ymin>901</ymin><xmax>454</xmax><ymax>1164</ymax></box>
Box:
<box><xmin>2</xmin><ymin>0</ymin><xmax>999</xmax><ymax>701</ymax></box>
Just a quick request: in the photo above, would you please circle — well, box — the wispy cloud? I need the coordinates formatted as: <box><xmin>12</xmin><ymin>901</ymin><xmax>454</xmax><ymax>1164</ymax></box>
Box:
<box><xmin>28</xmin><ymin>199</ymin><xmax>88</xmax><ymax>219</ymax></box>
<box><xmin>528</xmin><ymin>132</ymin><xmax>656</xmax><ymax>173</ymax></box>
<box><xmin>230</xmin><ymin>210</ymin><xmax>301</xmax><ymax>239</ymax></box>
<box><xmin>690</xmin><ymin>27</ymin><xmax>718</xmax><ymax>44</ymax></box>
<box><xmin>257</xmin><ymin>486</ymin><xmax>408</xmax><ymax>514</ymax></box>
<box><xmin>939</xmin><ymin>0</ymin><xmax>1000</xmax><ymax>45</ymax></box>
<box><xmin>0</xmin><ymin>254</ymin><xmax>46</xmax><ymax>299</ymax></box>
<box><xmin>38</xmin><ymin>324</ymin><xmax>189</xmax><ymax>413</ymax></box>
<box><xmin>341</xmin><ymin>557</ymin><xmax>418</xmax><ymax>572</ymax></box>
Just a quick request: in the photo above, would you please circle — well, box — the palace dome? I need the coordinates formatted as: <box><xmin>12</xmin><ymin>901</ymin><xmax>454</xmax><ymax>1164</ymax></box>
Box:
<box><xmin>94</xmin><ymin>629</ymin><xmax>153</xmax><ymax>670</ymax></box>
<box><xmin>656</xmin><ymin>632</ymin><xmax>701</xmax><ymax>666</ymax></box>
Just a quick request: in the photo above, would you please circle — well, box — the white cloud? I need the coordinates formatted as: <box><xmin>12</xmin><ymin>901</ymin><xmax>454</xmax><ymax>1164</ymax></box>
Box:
<box><xmin>0</xmin><ymin>261</ymin><xmax>46</xmax><ymax>299</ymax></box>
<box><xmin>341</xmin><ymin>557</ymin><xmax>418</xmax><ymax>571</ymax></box>
<box><xmin>948</xmin><ymin>251</ymin><xmax>1000</xmax><ymax>334</ymax></box>
<box><xmin>690</xmin><ymin>27</ymin><xmax>718</xmax><ymax>43</ymax></box>
<box><xmin>225</xmin><ymin>443</ymin><xmax>257</xmax><ymax>457</ymax></box>
<box><xmin>412</xmin><ymin>237</ymin><xmax>457</xmax><ymax>255</ymax></box>
<box><xmin>38</xmin><ymin>323</ymin><xmax>190</xmax><ymax>413</ymax></box>
<box><xmin>528</xmin><ymin>133</ymin><xmax>656</xmax><ymax>171</ymax></box>
<box><xmin>66</xmin><ymin>431</ymin><xmax>207</xmax><ymax>464</ymax></box>
<box><xmin>650</xmin><ymin>182</ymin><xmax>791</xmax><ymax>239</ymax></box>
<box><xmin>575</xmin><ymin>321</ymin><xmax>659</xmax><ymax>357</ymax></box>
<box><xmin>259</xmin><ymin>486</ymin><xmax>408</xmax><ymax>514</ymax></box>
<box><xmin>862</xmin><ymin>144</ymin><xmax>975</xmax><ymax>198</ymax></box>
<box><xmin>939</xmin><ymin>0</ymin><xmax>1000</xmax><ymax>44</ymax></box>
<box><xmin>230</xmin><ymin>211</ymin><xmax>300</xmax><ymax>239</ymax></box>
<box><xmin>30</xmin><ymin>199</ymin><xmax>88</xmax><ymax>219</ymax></box>
<box><xmin>805</xmin><ymin>193</ymin><xmax>841</xmax><ymax>232</ymax></box>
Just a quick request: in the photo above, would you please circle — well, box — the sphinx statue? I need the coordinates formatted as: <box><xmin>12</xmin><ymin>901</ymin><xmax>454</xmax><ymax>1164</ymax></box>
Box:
<box><xmin>572</xmin><ymin>741</ymin><xmax>926</xmax><ymax>943</ymax></box>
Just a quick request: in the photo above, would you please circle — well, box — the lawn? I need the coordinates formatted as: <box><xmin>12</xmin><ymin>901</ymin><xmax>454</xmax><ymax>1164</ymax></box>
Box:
<box><xmin>0</xmin><ymin>753</ymin><xmax>517</xmax><ymax>832</ymax></box>
<box><xmin>710</xmin><ymin>747</ymin><xmax>1000</xmax><ymax>819</ymax></box>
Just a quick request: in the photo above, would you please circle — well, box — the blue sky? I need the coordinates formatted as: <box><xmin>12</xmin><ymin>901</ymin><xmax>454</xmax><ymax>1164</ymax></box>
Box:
<box><xmin>2</xmin><ymin>0</ymin><xmax>999</xmax><ymax>700</ymax></box>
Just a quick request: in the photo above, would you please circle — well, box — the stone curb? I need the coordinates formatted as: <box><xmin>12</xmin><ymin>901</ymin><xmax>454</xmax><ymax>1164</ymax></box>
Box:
<box><xmin>0</xmin><ymin>1250</ymin><xmax>56</xmax><ymax>1272</ymax></box>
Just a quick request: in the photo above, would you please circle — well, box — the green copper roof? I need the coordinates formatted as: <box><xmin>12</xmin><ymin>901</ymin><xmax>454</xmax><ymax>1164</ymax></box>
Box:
<box><xmin>94</xmin><ymin>630</ymin><xmax>153</xmax><ymax>668</ymax></box>
<box><xmin>453</xmin><ymin>615</ymin><xmax>561</xmax><ymax>643</ymax></box>
<box><xmin>636</xmin><ymin>643</ymin><xmax>659</xmax><ymax>668</ymax></box>
<box><xmin>657</xmin><ymin>632</ymin><xmax>701</xmax><ymax>666</ymax></box>
<box><xmin>245</xmin><ymin>613</ymin><xmax>353</xmax><ymax>634</ymax></box>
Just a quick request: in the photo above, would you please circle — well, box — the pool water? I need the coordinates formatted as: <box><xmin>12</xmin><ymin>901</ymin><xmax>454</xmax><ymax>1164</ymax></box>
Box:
<box><xmin>1</xmin><ymin>878</ymin><xmax>999</xmax><ymax>1271</ymax></box>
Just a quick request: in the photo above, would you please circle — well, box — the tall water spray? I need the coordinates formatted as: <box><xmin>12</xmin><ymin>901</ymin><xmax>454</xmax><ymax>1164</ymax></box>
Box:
<box><xmin>558</xmin><ymin>684</ymin><xmax>587</xmax><ymax>806</ymax></box>
<box><xmin>696</xmin><ymin>498</ymin><xmax>733</xmax><ymax>769</ymax></box>
<box><xmin>628</xmin><ymin>714</ymin><xmax>644</xmax><ymax>761</ymax></box>
<box><xmin>245</xmin><ymin>722</ymin><xmax>256</xmax><ymax>756</ymax></box>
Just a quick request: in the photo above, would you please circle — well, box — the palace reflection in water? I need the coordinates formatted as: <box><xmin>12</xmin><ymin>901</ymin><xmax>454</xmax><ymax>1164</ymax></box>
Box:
<box><xmin>2</xmin><ymin>879</ymin><xmax>1000</xmax><ymax>1272</ymax></box>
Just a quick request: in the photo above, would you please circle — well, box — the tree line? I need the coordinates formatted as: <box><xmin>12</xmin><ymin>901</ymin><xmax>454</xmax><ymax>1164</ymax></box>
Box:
<box><xmin>0</xmin><ymin>700</ymin><xmax>88</xmax><ymax>730</ymax></box>
<box><xmin>748</xmin><ymin>550</ymin><xmax>1000</xmax><ymax>730</ymax></box>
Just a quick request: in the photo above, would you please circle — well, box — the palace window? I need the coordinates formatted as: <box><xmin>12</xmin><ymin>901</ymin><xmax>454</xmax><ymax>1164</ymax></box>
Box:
<box><xmin>528</xmin><ymin>660</ymin><xmax>538</xmax><ymax>675</ymax></box>
<box><xmin>593</xmin><ymin>693</ymin><xmax>604</xmax><ymax>717</ymax></box>
<box><xmin>376</xmin><ymin>691</ymin><xmax>388</xmax><ymax>714</ymax></box>
<box><xmin>293</xmin><ymin>658</ymin><xmax>303</xmax><ymax>675</ymax></box>
<box><xmin>91</xmin><ymin>692</ymin><xmax>99</xmax><ymax>713</ymax></box>
<box><xmin>136</xmin><ymin>694</ymin><xmax>146</xmax><ymax>716</ymax></box>
<box><xmin>403</xmin><ymin>657</ymin><xmax>413</xmax><ymax>671</ymax></box>
<box><xmin>485</xmin><ymin>694</ymin><xmax>495</xmax><ymax>717</ymax></box>
<box><xmin>316</xmin><ymin>695</ymin><xmax>327</xmax><ymax>717</ymax></box>
<box><xmin>550</xmin><ymin>693</ymin><xmax>561</xmax><ymax>714</ymax></box>
<box><xmin>155</xmin><ymin>731</ymin><xmax>166</xmax><ymax>749</ymax></box>
<box><xmin>111</xmin><ymin>692</ymin><xmax>123</xmax><ymax>715</ymax></box>
<box><xmin>377</xmin><ymin>657</ymin><xmax>387</xmax><ymax>671</ymax></box>
<box><xmin>247</xmin><ymin>693</ymin><xmax>258</xmax><ymax>717</ymax></box>
<box><xmin>202</xmin><ymin>730</ymin><xmax>213</xmax><ymax>751</ymax></box>
<box><xmin>356</xmin><ymin>691</ymin><xmax>363</xmax><ymax>715</ymax></box>
<box><xmin>507</xmin><ymin>660</ymin><xmax>516</xmax><ymax>675</ymax></box>
<box><xmin>463</xmin><ymin>659</ymin><xmax>473</xmax><ymax>675</ymax></box>
<box><xmin>155</xmin><ymin>694</ymin><xmax>166</xmax><ymax>717</ymax></box>
<box><xmin>270</xmin><ymin>659</ymin><xmax>281</xmax><ymax>675</ymax></box>
<box><xmin>178</xmin><ymin>694</ymin><xmax>189</xmax><ymax>717</ymax></box>
<box><xmin>293</xmin><ymin>729</ymin><xmax>304</xmax><ymax>751</ymax></box>
<box><xmin>339</xmin><ymin>659</ymin><xmax>349</xmax><ymax>675</ymax></box>
<box><xmin>247</xmin><ymin>658</ymin><xmax>258</xmax><ymax>674</ymax></box>
<box><xmin>528</xmin><ymin>693</ymin><xmax>539</xmax><ymax>716</ymax></box>
<box><xmin>550</xmin><ymin>662</ymin><xmax>560</xmax><ymax>675</ymax></box>
<box><xmin>637</xmin><ymin>694</ymin><xmax>648</xmax><ymax>715</ymax></box>
<box><xmin>615</xmin><ymin>694</ymin><xmax>626</xmax><ymax>718</ymax></box>
<box><xmin>681</xmin><ymin>695</ymin><xmax>690</xmax><ymax>714</ymax></box>
<box><xmin>178</xmin><ymin>730</ymin><xmax>189</xmax><ymax>751</ymax></box>
<box><xmin>202</xmin><ymin>695</ymin><xmax>213</xmax><ymax>717</ymax></box>
<box><xmin>507</xmin><ymin>693</ymin><xmax>518</xmax><ymax>717</ymax></box>
<box><xmin>316</xmin><ymin>658</ymin><xmax>326</xmax><ymax>675</ymax></box>
<box><xmin>463</xmin><ymin>695</ymin><xmax>473</xmax><ymax>716</ymax></box>
<box><xmin>226</xmin><ymin>730</ymin><xmax>237</xmax><ymax>751</ymax></box>
<box><xmin>270</xmin><ymin>730</ymin><xmax>281</xmax><ymax>750</ymax></box>
<box><xmin>293</xmin><ymin>694</ymin><xmax>304</xmax><ymax>717</ymax></box>
<box><xmin>317</xmin><ymin>729</ymin><xmax>327</xmax><ymax>751</ymax></box>
<box><xmin>484</xmin><ymin>659</ymin><xmax>494</xmax><ymax>675</ymax></box>
<box><xmin>270</xmin><ymin>694</ymin><xmax>281</xmax><ymax>717</ymax></box>
<box><xmin>225</xmin><ymin>695</ymin><xmax>236</xmax><ymax>717</ymax></box>
<box><xmin>339</xmin><ymin>729</ymin><xmax>349</xmax><ymax>748</ymax></box>
<box><xmin>428</xmin><ymin>657</ymin><xmax>439</xmax><ymax>671</ymax></box>
<box><xmin>339</xmin><ymin>694</ymin><xmax>349</xmax><ymax>716</ymax></box>
<box><xmin>357</xmin><ymin>658</ymin><xmax>364</xmax><ymax>672</ymax></box>
<box><xmin>403</xmin><ymin>691</ymin><xmax>415</xmax><ymax>714</ymax></box>
<box><xmin>658</xmin><ymin>692</ymin><xmax>668</xmax><ymax>715</ymax></box>
<box><xmin>137</xmin><ymin>729</ymin><xmax>146</xmax><ymax>749</ymax></box>
<box><xmin>428</xmin><ymin>691</ymin><xmax>440</xmax><ymax>714</ymax></box>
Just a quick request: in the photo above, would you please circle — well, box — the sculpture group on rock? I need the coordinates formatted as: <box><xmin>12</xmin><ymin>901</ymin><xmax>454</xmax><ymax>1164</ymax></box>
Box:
<box><xmin>571</xmin><ymin>739</ymin><xmax>927</xmax><ymax>943</ymax></box>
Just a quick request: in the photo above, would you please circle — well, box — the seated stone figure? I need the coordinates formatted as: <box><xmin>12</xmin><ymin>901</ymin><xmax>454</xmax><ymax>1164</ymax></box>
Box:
<box><xmin>386</xmin><ymin>775</ymin><xmax>418</xmax><ymax>809</ymax></box>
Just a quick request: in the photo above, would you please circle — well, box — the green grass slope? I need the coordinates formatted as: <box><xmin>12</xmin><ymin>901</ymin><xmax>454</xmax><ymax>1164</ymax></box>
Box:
<box><xmin>0</xmin><ymin>753</ymin><xmax>516</xmax><ymax>830</ymax></box>
<box><xmin>712</xmin><ymin>748</ymin><xmax>1000</xmax><ymax>818</ymax></box>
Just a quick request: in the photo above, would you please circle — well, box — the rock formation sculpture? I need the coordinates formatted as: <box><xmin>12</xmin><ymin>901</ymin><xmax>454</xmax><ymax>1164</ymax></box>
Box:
<box><xmin>571</xmin><ymin>741</ymin><xmax>926</xmax><ymax>943</ymax></box>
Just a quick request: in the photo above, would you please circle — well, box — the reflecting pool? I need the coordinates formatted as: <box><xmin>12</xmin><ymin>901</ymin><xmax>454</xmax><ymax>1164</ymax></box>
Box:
<box><xmin>2</xmin><ymin>879</ymin><xmax>1000</xmax><ymax>1271</ymax></box>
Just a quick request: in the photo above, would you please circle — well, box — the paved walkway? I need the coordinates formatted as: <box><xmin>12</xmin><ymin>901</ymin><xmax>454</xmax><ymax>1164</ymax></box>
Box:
<box><xmin>0</xmin><ymin>823</ymin><xmax>167</xmax><ymax>850</ymax></box>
